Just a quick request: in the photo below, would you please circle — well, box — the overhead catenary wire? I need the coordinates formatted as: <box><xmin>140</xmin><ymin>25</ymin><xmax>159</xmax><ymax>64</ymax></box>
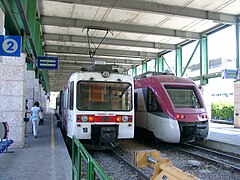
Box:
<box><xmin>83</xmin><ymin>26</ymin><xmax>114</xmax><ymax>61</ymax></box>
<box><xmin>82</xmin><ymin>0</ymin><xmax>117</xmax><ymax>62</ymax></box>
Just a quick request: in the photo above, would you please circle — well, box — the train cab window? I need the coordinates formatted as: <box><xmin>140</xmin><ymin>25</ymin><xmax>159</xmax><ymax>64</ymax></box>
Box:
<box><xmin>69</xmin><ymin>81</ymin><xmax>74</xmax><ymax>110</ymax></box>
<box><xmin>165</xmin><ymin>86</ymin><xmax>202</xmax><ymax>108</ymax></box>
<box><xmin>76</xmin><ymin>81</ymin><xmax>133</xmax><ymax>111</ymax></box>
<box><xmin>147</xmin><ymin>88</ymin><xmax>163</xmax><ymax>112</ymax></box>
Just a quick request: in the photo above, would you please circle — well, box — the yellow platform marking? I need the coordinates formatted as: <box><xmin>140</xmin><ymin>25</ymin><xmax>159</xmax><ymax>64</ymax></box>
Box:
<box><xmin>51</xmin><ymin>113</ymin><xmax>55</xmax><ymax>149</ymax></box>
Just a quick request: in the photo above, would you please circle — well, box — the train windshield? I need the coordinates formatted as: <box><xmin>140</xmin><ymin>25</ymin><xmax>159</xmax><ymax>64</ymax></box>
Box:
<box><xmin>76</xmin><ymin>81</ymin><xmax>133</xmax><ymax>111</ymax></box>
<box><xmin>165</xmin><ymin>86</ymin><xmax>203</xmax><ymax>108</ymax></box>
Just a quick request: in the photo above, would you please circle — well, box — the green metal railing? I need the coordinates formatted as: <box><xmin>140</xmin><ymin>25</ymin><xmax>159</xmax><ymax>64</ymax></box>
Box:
<box><xmin>72</xmin><ymin>136</ymin><xmax>110</xmax><ymax>180</ymax></box>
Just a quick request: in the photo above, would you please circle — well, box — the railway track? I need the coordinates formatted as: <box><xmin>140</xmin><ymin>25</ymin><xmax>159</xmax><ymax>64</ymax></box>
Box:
<box><xmin>90</xmin><ymin>150</ymin><xmax>150</xmax><ymax>180</ymax></box>
<box><xmin>166</xmin><ymin>143</ymin><xmax>240</xmax><ymax>173</ymax></box>
<box><xmin>132</xmin><ymin>136</ymin><xmax>240</xmax><ymax>179</ymax></box>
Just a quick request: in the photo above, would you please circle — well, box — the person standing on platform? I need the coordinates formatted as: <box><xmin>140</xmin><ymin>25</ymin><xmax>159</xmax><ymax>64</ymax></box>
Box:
<box><xmin>31</xmin><ymin>101</ymin><xmax>41</xmax><ymax>138</ymax></box>
<box><xmin>24</xmin><ymin>99</ymin><xmax>30</xmax><ymax>134</ymax></box>
<box><xmin>39</xmin><ymin>105</ymin><xmax>44</xmax><ymax>125</ymax></box>
<box><xmin>25</xmin><ymin>99</ymin><xmax>28</xmax><ymax>118</ymax></box>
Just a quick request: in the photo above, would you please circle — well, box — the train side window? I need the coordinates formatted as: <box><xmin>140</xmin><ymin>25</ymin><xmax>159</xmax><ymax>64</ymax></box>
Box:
<box><xmin>63</xmin><ymin>89</ymin><xmax>67</xmax><ymax>109</ymax></box>
<box><xmin>147</xmin><ymin>87</ymin><xmax>163</xmax><ymax>112</ymax></box>
<box><xmin>59</xmin><ymin>91</ymin><xmax>63</xmax><ymax>114</ymax></box>
<box><xmin>69</xmin><ymin>81</ymin><xmax>74</xmax><ymax>110</ymax></box>
<box><xmin>134</xmin><ymin>92</ymin><xmax>138</xmax><ymax>112</ymax></box>
<box><xmin>67</xmin><ymin>88</ymin><xmax>69</xmax><ymax>109</ymax></box>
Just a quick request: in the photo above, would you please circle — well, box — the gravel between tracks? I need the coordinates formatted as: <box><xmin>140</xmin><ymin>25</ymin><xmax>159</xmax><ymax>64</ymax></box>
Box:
<box><xmin>114</xmin><ymin>139</ymin><xmax>240</xmax><ymax>180</ymax></box>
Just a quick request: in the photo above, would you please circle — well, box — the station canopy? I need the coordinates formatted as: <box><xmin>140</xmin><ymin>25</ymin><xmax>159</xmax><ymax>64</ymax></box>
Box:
<box><xmin>38</xmin><ymin>0</ymin><xmax>240</xmax><ymax>92</ymax></box>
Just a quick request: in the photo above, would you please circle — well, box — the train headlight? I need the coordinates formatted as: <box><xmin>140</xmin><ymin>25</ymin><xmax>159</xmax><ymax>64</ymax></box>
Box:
<box><xmin>176</xmin><ymin>114</ymin><xmax>185</xmax><ymax>120</ymax></box>
<box><xmin>176</xmin><ymin>114</ymin><xmax>181</xmax><ymax>119</ymax></box>
<box><xmin>116</xmin><ymin>116</ymin><xmax>121</xmax><ymax>122</ymax></box>
<box><xmin>122</xmin><ymin>116</ymin><xmax>128</xmax><ymax>122</ymax></box>
<box><xmin>88</xmin><ymin>116</ymin><xmax>94</xmax><ymax>122</ymax></box>
<box><xmin>102</xmin><ymin>71</ymin><xmax>110</xmax><ymax>78</ymax></box>
<box><xmin>199</xmin><ymin>114</ymin><xmax>208</xmax><ymax>119</ymax></box>
<box><xmin>81</xmin><ymin>115</ymin><xmax>88</xmax><ymax>122</ymax></box>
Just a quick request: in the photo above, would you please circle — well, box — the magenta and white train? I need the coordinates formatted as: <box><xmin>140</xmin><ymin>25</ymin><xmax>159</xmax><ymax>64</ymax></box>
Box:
<box><xmin>134</xmin><ymin>72</ymin><xmax>209</xmax><ymax>143</ymax></box>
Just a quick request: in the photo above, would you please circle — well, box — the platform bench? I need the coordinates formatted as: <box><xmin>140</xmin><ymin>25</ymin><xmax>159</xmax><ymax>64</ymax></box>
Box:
<box><xmin>0</xmin><ymin>139</ymin><xmax>14</xmax><ymax>153</ymax></box>
<box><xmin>0</xmin><ymin>122</ymin><xmax>14</xmax><ymax>154</ymax></box>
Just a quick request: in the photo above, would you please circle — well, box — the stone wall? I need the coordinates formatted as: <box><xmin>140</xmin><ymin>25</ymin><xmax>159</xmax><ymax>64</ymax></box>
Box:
<box><xmin>0</xmin><ymin>54</ymin><xmax>27</xmax><ymax>148</ymax></box>
<box><xmin>0</xmin><ymin>5</ymin><xmax>48</xmax><ymax>148</ymax></box>
<box><xmin>25</xmin><ymin>70</ymin><xmax>35</xmax><ymax>109</ymax></box>
<box><xmin>234</xmin><ymin>80</ymin><xmax>240</xmax><ymax>128</ymax></box>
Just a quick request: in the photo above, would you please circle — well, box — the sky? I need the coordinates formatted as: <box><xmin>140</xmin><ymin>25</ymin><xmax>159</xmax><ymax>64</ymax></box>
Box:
<box><xmin>208</xmin><ymin>25</ymin><xmax>236</xmax><ymax>60</ymax></box>
<box><xmin>161</xmin><ymin>25</ymin><xmax>237</xmax><ymax>73</ymax></box>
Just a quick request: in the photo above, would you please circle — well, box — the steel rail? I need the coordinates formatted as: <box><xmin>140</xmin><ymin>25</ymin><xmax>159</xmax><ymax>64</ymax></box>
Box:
<box><xmin>166</xmin><ymin>143</ymin><xmax>240</xmax><ymax>173</ymax></box>
<box><xmin>183</xmin><ymin>142</ymin><xmax>240</xmax><ymax>162</ymax></box>
<box><xmin>111</xmin><ymin>150</ymin><xmax>150</xmax><ymax>180</ymax></box>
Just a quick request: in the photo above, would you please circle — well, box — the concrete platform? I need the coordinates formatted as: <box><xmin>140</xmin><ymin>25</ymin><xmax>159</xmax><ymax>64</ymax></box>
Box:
<box><xmin>195</xmin><ymin>122</ymin><xmax>240</xmax><ymax>155</ymax></box>
<box><xmin>208</xmin><ymin>122</ymin><xmax>240</xmax><ymax>146</ymax></box>
<box><xmin>0</xmin><ymin>111</ymin><xmax>72</xmax><ymax>180</ymax></box>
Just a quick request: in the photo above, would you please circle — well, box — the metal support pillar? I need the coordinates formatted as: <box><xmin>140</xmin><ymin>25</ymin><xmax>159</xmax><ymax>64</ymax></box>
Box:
<box><xmin>34</xmin><ymin>18</ymin><xmax>40</xmax><ymax>55</ymax></box>
<box><xmin>142</xmin><ymin>61</ymin><xmax>147</xmax><ymax>73</ymax></box>
<box><xmin>2</xmin><ymin>0</ymin><xmax>21</xmax><ymax>35</ymax></box>
<box><xmin>176</xmin><ymin>46</ymin><xmax>182</xmax><ymax>77</ymax></box>
<box><xmin>200</xmin><ymin>35</ymin><xmax>209</xmax><ymax>85</ymax></box>
<box><xmin>42</xmin><ymin>70</ymin><xmax>50</xmax><ymax>93</ymax></box>
<box><xmin>182</xmin><ymin>41</ymin><xmax>200</xmax><ymax>77</ymax></box>
<box><xmin>25</xmin><ymin>0</ymin><xmax>36</xmax><ymax>45</ymax></box>
<box><xmin>156</xmin><ymin>55</ymin><xmax>164</xmax><ymax>72</ymax></box>
<box><xmin>155</xmin><ymin>58</ymin><xmax>159</xmax><ymax>72</ymax></box>
<box><xmin>132</xmin><ymin>66</ymin><xmax>137</xmax><ymax>76</ymax></box>
<box><xmin>33</xmin><ymin>19</ymin><xmax>40</xmax><ymax>80</ymax></box>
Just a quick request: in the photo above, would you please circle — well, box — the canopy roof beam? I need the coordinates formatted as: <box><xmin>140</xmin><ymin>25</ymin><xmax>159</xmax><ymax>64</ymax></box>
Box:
<box><xmin>41</xmin><ymin>16</ymin><xmax>201</xmax><ymax>39</ymax></box>
<box><xmin>46</xmin><ymin>0</ymin><xmax>237</xmax><ymax>24</ymax></box>
<box><xmin>44</xmin><ymin>45</ymin><xmax>158</xmax><ymax>59</ymax></box>
<box><xmin>43</xmin><ymin>33</ymin><xmax>176</xmax><ymax>50</ymax></box>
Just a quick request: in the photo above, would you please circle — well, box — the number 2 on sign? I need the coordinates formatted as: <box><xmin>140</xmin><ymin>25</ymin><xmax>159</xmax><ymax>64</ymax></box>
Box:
<box><xmin>7</xmin><ymin>41</ymin><xmax>14</xmax><ymax>51</ymax></box>
<box><xmin>2</xmin><ymin>39</ymin><xmax>18</xmax><ymax>53</ymax></box>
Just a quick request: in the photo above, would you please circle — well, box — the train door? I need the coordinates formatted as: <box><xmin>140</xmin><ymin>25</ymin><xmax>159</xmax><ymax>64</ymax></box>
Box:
<box><xmin>146</xmin><ymin>87</ymin><xmax>164</xmax><ymax>131</ymax></box>
<box><xmin>67</xmin><ymin>81</ymin><xmax>75</xmax><ymax>137</ymax></box>
<box><xmin>62</xmin><ymin>88</ymin><xmax>68</xmax><ymax>130</ymax></box>
<box><xmin>135</xmin><ymin>88</ymin><xmax>147</xmax><ymax>128</ymax></box>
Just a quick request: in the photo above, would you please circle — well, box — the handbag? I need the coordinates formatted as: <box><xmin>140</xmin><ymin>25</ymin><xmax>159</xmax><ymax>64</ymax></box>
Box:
<box><xmin>23</xmin><ymin>117</ymin><xmax>30</xmax><ymax>123</ymax></box>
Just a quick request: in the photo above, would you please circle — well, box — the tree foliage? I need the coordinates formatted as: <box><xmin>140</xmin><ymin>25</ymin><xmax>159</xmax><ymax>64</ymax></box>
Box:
<box><xmin>211</xmin><ymin>102</ymin><xmax>234</xmax><ymax>120</ymax></box>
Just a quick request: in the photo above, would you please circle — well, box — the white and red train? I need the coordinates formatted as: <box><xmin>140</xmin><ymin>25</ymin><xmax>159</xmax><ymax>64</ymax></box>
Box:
<box><xmin>134</xmin><ymin>72</ymin><xmax>209</xmax><ymax>143</ymax></box>
<box><xmin>56</xmin><ymin>65</ymin><xmax>134</xmax><ymax>148</ymax></box>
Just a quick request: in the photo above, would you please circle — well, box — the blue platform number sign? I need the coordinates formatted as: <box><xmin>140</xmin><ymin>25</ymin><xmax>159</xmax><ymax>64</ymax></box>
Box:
<box><xmin>0</xmin><ymin>35</ymin><xmax>22</xmax><ymax>57</ymax></box>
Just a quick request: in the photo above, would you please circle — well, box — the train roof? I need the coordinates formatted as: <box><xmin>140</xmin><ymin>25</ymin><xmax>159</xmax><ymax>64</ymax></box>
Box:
<box><xmin>79</xmin><ymin>64</ymin><xmax>124</xmax><ymax>73</ymax></box>
<box><xmin>68</xmin><ymin>64</ymin><xmax>131</xmax><ymax>77</ymax></box>
<box><xmin>134</xmin><ymin>71</ymin><xmax>194</xmax><ymax>84</ymax></box>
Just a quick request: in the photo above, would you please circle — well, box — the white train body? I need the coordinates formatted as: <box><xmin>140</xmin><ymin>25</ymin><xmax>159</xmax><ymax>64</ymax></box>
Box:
<box><xmin>58</xmin><ymin>66</ymin><xmax>134</xmax><ymax>146</ymax></box>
